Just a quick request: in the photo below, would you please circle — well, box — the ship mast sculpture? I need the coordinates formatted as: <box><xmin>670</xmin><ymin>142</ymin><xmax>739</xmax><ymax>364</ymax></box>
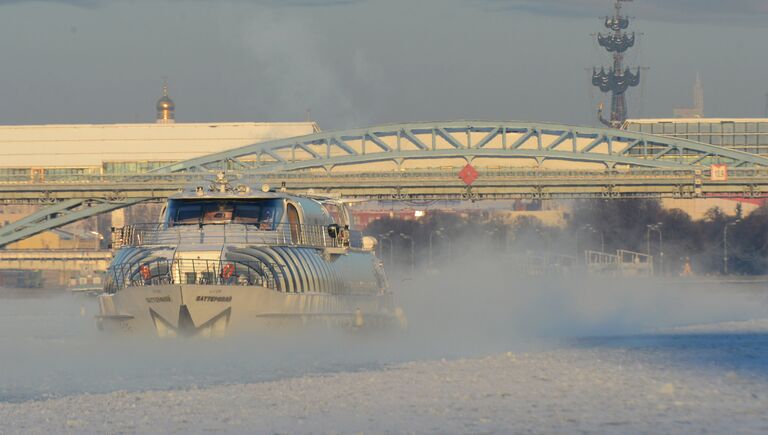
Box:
<box><xmin>592</xmin><ymin>0</ymin><xmax>641</xmax><ymax>128</ymax></box>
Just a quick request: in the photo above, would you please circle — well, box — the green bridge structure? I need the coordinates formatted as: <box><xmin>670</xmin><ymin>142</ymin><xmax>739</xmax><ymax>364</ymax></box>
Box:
<box><xmin>2</xmin><ymin>120</ymin><xmax>768</xmax><ymax>247</ymax></box>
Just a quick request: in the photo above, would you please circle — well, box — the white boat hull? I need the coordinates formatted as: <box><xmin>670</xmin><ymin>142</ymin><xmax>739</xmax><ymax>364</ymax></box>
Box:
<box><xmin>97</xmin><ymin>285</ymin><xmax>399</xmax><ymax>337</ymax></box>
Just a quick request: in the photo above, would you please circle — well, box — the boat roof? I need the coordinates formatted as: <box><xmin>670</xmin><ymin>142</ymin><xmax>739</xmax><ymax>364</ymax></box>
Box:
<box><xmin>170</xmin><ymin>172</ymin><xmax>346</xmax><ymax>204</ymax></box>
<box><xmin>170</xmin><ymin>188</ymin><xmax>290</xmax><ymax>201</ymax></box>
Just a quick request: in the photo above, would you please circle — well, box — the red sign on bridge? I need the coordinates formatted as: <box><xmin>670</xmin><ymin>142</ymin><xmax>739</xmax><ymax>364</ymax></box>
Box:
<box><xmin>458</xmin><ymin>164</ymin><xmax>479</xmax><ymax>186</ymax></box>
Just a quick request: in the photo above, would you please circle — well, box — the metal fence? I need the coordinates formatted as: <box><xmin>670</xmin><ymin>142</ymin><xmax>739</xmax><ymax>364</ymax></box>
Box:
<box><xmin>111</xmin><ymin>223</ymin><xmax>362</xmax><ymax>250</ymax></box>
<box><xmin>106</xmin><ymin>258</ymin><xmax>284</xmax><ymax>293</ymax></box>
<box><xmin>5</xmin><ymin>167</ymin><xmax>768</xmax><ymax>185</ymax></box>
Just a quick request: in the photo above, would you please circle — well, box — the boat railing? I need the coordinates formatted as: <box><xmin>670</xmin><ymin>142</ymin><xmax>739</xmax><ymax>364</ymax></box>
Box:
<box><xmin>111</xmin><ymin>223</ymin><xmax>363</xmax><ymax>249</ymax></box>
<box><xmin>105</xmin><ymin>258</ymin><xmax>287</xmax><ymax>293</ymax></box>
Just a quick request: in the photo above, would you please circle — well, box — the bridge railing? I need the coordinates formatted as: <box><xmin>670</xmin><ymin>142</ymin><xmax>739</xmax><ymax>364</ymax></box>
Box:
<box><xmin>105</xmin><ymin>258</ymin><xmax>284</xmax><ymax>293</ymax></box>
<box><xmin>111</xmin><ymin>223</ymin><xmax>363</xmax><ymax>250</ymax></box>
<box><xmin>4</xmin><ymin>167</ymin><xmax>768</xmax><ymax>185</ymax></box>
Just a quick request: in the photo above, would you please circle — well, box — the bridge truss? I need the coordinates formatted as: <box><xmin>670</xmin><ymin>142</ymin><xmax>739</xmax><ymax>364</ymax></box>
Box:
<box><xmin>2</xmin><ymin>120</ymin><xmax>768</xmax><ymax>247</ymax></box>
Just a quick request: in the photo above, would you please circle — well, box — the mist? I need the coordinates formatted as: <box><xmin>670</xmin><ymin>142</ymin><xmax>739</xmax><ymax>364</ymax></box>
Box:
<box><xmin>3</xmin><ymin>235</ymin><xmax>766</xmax><ymax>404</ymax></box>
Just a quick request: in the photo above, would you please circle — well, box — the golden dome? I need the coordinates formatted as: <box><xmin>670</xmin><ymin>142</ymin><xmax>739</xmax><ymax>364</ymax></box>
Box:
<box><xmin>156</xmin><ymin>96</ymin><xmax>174</xmax><ymax>111</ymax></box>
<box><xmin>156</xmin><ymin>84</ymin><xmax>175</xmax><ymax>111</ymax></box>
<box><xmin>156</xmin><ymin>82</ymin><xmax>175</xmax><ymax>123</ymax></box>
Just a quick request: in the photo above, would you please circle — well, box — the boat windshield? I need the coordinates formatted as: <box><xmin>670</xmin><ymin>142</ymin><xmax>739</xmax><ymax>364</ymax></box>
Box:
<box><xmin>166</xmin><ymin>199</ymin><xmax>284</xmax><ymax>229</ymax></box>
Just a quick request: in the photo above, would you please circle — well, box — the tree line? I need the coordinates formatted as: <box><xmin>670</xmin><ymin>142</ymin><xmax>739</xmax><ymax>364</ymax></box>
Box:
<box><xmin>363</xmin><ymin>200</ymin><xmax>768</xmax><ymax>276</ymax></box>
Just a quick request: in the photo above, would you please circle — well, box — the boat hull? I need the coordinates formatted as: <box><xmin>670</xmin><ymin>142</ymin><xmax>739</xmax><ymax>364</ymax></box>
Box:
<box><xmin>97</xmin><ymin>284</ymin><xmax>399</xmax><ymax>337</ymax></box>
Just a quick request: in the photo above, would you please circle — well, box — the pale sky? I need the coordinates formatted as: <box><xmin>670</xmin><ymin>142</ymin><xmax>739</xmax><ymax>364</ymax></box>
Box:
<box><xmin>0</xmin><ymin>0</ymin><xmax>765</xmax><ymax>129</ymax></box>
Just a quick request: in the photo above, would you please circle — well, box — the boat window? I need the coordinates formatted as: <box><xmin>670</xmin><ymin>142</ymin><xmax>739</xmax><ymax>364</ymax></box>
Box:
<box><xmin>233</xmin><ymin>204</ymin><xmax>276</xmax><ymax>228</ymax></box>
<box><xmin>167</xmin><ymin>199</ymin><xmax>284</xmax><ymax>228</ymax></box>
<box><xmin>202</xmin><ymin>203</ymin><xmax>234</xmax><ymax>224</ymax></box>
<box><xmin>175</xmin><ymin>204</ymin><xmax>203</xmax><ymax>225</ymax></box>
<box><xmin>322</xmin><ymin>203</ymin><xmax>342</xmax><ymax>224</ymax></box>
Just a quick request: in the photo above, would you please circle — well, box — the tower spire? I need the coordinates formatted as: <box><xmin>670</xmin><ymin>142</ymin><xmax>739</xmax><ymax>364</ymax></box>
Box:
<box><xmin>591</xmin><ymin>0</ymin><xmax>640</xmax><ymax>128</ymax></box>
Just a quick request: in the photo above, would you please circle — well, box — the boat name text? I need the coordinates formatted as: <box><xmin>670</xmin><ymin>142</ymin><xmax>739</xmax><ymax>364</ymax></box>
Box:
<box><xmin>196</xmin><ymin>296</ymin><xmax>232</xmax><ymax>302</ymax></box>
<box><xmin>145</xmin><ymin>296</ymin><xmax>171</xmax><ymax>303</ymax></box>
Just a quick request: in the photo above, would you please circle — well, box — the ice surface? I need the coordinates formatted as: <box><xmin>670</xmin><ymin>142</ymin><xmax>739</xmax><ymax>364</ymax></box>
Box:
<box><xmin>2</xmin><ymin>326</ymin><xmax>768</xmax><ymax>434</ymax></box>
<box><xmin>2</xmin><ymin>262</ymin><xmax>768</xmax><ymax>433</ymax></box>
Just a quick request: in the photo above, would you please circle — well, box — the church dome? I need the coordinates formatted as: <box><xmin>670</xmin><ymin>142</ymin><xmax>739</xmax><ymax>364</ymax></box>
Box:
<box><xmin>156</xmin><ymin>95</ymin><xmax>175</xmax><ymax>111</ymax></box>
<box><xmin>156</xmin><ymin>83</ymin><xmax>175</xmax><ymax>123</ymax></box>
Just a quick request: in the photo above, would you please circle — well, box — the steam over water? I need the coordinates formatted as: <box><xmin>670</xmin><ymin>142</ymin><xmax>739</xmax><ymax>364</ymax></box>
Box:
<box><xmin>1</xmin><ymin>251</ymin><xmax>767</xmax><ymax>404</ymax></box>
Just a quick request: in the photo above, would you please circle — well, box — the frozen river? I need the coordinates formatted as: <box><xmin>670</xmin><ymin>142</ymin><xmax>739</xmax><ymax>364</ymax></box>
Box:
<box><xmin>1</xmin><ymin>269</ymin><xmax>768</xmax><ymax>433</ymax></box>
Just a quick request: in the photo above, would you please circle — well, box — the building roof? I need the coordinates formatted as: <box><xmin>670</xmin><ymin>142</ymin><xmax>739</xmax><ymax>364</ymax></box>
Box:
<box><xmin>626</xmin><ymin>118</ymin><xmax>768</xmax><ymax>124</ymax></box>
<box><xmin>0</xmin><ymin>121</ymin><xmax>321</xmax><ymax>168</ymax></box>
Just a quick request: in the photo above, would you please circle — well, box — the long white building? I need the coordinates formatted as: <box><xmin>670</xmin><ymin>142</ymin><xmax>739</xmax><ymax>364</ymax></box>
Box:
<box><xmin>0</xmin><ymin>86</ymin><xmax>319</xmax><ymax>177</ymax></box>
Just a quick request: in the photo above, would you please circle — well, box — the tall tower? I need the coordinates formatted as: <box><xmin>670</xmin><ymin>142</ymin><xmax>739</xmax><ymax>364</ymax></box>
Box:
<box><xmin>692</xmin><ymin>72</ymin><xmax>704</xmax><ymax>114</ymax></box>
<box><xmin>764</xmin><ymin>92</ymin><xmax>768</xmax><ymax>118</ymax></box>
<box><xmin>673</xmin><ymin>73</ymin><xmax>704</xmax><ymax>118</ymax></box>
<box><xmin>156</xmin><ymin>81</ymin><xmax>175</xmax><ymax>124</ymax></box>
<box><xmin>592</xmin><ymin>0</ymin><xmax>641</xmax><ymax>128</ymax></box>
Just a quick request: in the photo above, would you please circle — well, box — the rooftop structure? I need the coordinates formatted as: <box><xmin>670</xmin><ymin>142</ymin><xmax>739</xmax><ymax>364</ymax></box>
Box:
<box><xmin>592</xmin><ymin>0</ymin><xmax>641</xmax><ymax>128</ymax></box>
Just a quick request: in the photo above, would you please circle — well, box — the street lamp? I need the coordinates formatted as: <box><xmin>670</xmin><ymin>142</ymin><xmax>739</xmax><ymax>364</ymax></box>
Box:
<box><xmin>594</xmin><ymin>228</ymin><xmax>605</xmax><ymax>253</ymax></box>
<box><xmin>575</xmin><ymin>225</ymin><xmax>586</xmax><ymax>263</ymax></box>
<box><xmin>534</xmin><ymin>227</ymin><xmax>550</xmax><ymax>253</ymax></box>
<box><xmin>378</xmin><ymin>231</ymin><xmax>394</xmax><ymax>268</ymax></box>
<box><xmin>576</xmin><ymin>225</ymin><xmax>602</xmax><ymax>265</ymax></box>
<box><xmin>442</xmin><ymin>231</ymin><xmax>453</xmax><ymax>259</ymax></box>
<box><xmin>484</xmin><ymin>227</ymin><xmax>500</xmax><ymax>251</ymax></box>
<box><xmin>428</xmin><ymin>228</ymin><xmax>441</xmax><ymax>269</ymax></box>
<box><xmin>583</xmin><ymin>224</ymin><xmax>605</xmax><ymax>253</ymax></box>
<box><xmin>399</xmin><ymin>233</ymin><xmax>415</xmax><ymax>276</ymax></box>
<box><xmin>723</xmin><ymin>219</ymin><xmax>741</xmax><ymax>275</ymax></box>
<box><xmin>429</xmin><ymin>227</ymin><xmax>452</xmax><ymax>269</ymax></box>
<box><xmin>646</xmin><ymin>223</ymin><xmax>663</xmax><ymax>275</ymax></box>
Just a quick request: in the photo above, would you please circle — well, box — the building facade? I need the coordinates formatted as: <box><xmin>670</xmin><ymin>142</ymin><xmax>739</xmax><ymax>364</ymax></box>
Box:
<box><xmin>0</xmin><ymin>121</ymin><xmax>319</xmax><ymax>178</ymax></box>
<box><xmin>623</xmin><ymin>118</ymin><xmax>768</xmax><ymax>156</ymax></box>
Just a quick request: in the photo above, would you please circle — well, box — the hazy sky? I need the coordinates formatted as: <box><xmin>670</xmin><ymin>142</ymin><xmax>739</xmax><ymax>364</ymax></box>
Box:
<box><xmin>0</xmin><ymin>0</ymin><xmax>765</xmax><ymax>129</ymax></box>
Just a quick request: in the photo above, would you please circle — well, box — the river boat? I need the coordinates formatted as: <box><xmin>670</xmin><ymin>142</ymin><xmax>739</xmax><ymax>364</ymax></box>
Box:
<box><xmin>97</xmin><ymin>173</ymin><xmax>400</xmax><ymax>337</ymax></box>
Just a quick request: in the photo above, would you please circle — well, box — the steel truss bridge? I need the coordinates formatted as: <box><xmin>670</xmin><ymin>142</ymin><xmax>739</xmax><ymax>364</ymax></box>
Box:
<box><xmin>2</xmin><ymin>120</ymin><xmax>768</xmax><ymax>247</ymax></box>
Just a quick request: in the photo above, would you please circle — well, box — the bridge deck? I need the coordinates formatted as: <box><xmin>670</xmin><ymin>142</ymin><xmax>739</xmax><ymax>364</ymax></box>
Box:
<box><xmin>0</xmin><ymin>168</ymin><xmax>765</xmax><ymax>202</ymax></box>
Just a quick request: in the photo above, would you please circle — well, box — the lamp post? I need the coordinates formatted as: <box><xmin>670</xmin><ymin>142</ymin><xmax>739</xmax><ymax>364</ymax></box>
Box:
<box><xmin>646</xmin><ymin>223</ymin><xmax>663</xmax><ymax>275</ymax></box>
<box><xmin>534</xmin><ymin>227</ymin><xmax>550</xmax><ymax>253</ymax></box>
<box><xmin>576</xmin><ymin>225</ymin><xmax>596</xmax><ymax>264</ymax></box>
<box><xmin>379</xmin><ymin>231</ymin><xmax>394</xmax><ymax>268</ymax></box>
<box><xmin>485</xmin><ymin>227</ymin><xmax>500</xmax><ymax>251</ymax></box>
<box><xmin>428</xmin><ymin>229</ymin><xmax>441</xmax><ymax>269</ymax></box>
<box><xmin>442</xmin><ymin>231</ymin><xmax>453</xmax><ymax>259</ymax></box>
<box><xmin>429</xmin><ymin>227</ymin><xmax>449</xmax><ymax>269</ymax></box>
<box><xmin>723</xmin><ymin>220</ymin><xmax>741</xmax><ymax>275</ymax></box>
<box><xmin>595</xmin><ymin>229</ymin><xmax>605</xmax><ymax>253</ymax></box>
<box><xmin>399</xmin><ymin>233</ymin><xmax>415</xmax><ymax>276</ymax></box>
<box><xmin>583</xmin><ymin>224</ymin><xmax>605</xmax><ymax>253</ymax></box>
